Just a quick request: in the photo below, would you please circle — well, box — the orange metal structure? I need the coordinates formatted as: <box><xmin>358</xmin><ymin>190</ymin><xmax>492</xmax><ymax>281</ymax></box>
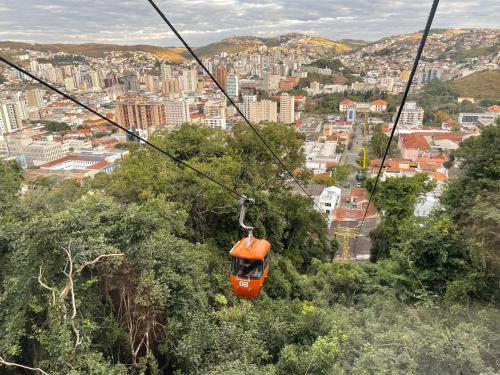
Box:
<box><xmin>230</xmin><ymin>237</ymin><xmax>270</xmax><ymax>299</ymax></box>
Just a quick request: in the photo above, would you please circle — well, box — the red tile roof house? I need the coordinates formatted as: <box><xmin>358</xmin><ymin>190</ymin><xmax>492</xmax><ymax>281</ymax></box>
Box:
<box><xmin>398</xmin><ymin>133</ymin><xmax>431</xmax><ymax>161</ymax></box>
<box><xmin>339</xmin><ymin>99</ymin><xmax>355</xmax><ymax>112</ymax></box>
<box><xmin>370</xmin><ymin>99</ymin><xmax>388</xmax><ymax>112</ymax></box>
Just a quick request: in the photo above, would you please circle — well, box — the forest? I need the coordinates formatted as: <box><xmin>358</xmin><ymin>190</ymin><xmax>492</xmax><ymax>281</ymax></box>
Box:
<box><xmin>0</xmin><ymin>123</ymin><xmax>499</xmax><ymax>374</ymax></box>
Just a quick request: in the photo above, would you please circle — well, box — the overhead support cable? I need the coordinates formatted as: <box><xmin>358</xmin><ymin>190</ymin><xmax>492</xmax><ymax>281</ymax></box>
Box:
<box><xmin>146</xmin><ymin>0</ymin><xmax>329</xmax><ymax>219</ymax></box>
<box><xmin>356</xmin><ymin>0</ymin><xmax>440</xmax><ymax>249</ymax></box>
<box><xmin>0</xmin><ymin>56</ymin><xmax>246</xmax><ymax>200</ymax></box>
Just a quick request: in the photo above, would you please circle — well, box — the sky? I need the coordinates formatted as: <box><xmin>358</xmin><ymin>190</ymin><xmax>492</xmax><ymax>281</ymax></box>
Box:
<box><xmin>0</xmin><ymin>0</ymin><xmax>498</xmax><ymax>47</ymax></box>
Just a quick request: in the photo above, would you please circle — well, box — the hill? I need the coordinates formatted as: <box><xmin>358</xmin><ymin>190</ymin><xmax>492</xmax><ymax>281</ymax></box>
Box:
<box><xmin>187</xmin><ymin>33</ymin><xmax>356</xmax><ymax>57</ymax></box>
<box><xmin>450</xmin><ymin>69</ymin><xmax>500</xmax><ymax>99</ymax></box>
<box><xmin>0</xmin><ymin>41</ymin><xmax>187</xmax><ymax>62</ymax></box>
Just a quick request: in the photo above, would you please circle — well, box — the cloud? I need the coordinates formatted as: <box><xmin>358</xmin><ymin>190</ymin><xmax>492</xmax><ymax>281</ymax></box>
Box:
<box><xmin>0</xmin><ymin>0</ymin><xmax>498</xmax><ymax>46</ymax></box>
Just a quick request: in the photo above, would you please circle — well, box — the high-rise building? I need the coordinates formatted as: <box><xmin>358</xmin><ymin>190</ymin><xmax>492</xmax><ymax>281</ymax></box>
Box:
<box><xmin>160</xmin><ymin>62</ymin><xmax>172</xmax><ymax>80</ymax></box>
<box><xmin>116</xmin><ymin>97</ymin><xmax>166</xmax><ymax>133</ymax></box>
<box><xmin>165</xmin><ymin>98</ymin><xmax>191</xmax><ymax>127</ymax></box>
<box><xmin>26</xmin><ymin>89</ymin><xmax>45</xmax><ymax>108</ymax></box>
<box><xmin>417</xmin><ymin>68</ymin><xmax>442</xmax><ymax>85</ymax></box>
<box><xmin>144</xmin><ymin>74</ymin><xmax>156</xmax><ymax>92</ymax></box>
<box><xmin>205</xmin><ymin>116</ymin><xmax>226</xmax><ymax>130</ymax></box>
<box><xmin>161</xmin><ymin>79</ymin><xmax>180</xmax><ymax>97</ymax></box>
<box><xmin>215</xmin><ymin>65</ymin><xmax>227</xmax><ymax>90</ymax></box>
<box><xmin>279</xmin><ymin>93</ymin><xmax>295</xmax><ymax>124</ymax></box>
<box><xmin>242</xmin><ymin>95</ymin><xmax>257</xmax><ymax>119</ymax></box>
<box><xmin>64</xmin><ymin>77</ymin><xmax>76</xmax><ymax>91</ymax></box>
<box><xmin>394</xmin><ymin>102</ymin><xmax>424</xmax><ymax>128</ymax></box>
<box><xmin>0</xmin><ymin>100</ymin><xmax>28</xmax><ymax>132</ymax></box>
<box><xmin>89</xmin><ymin>71</ymin><xmax>101</xmax><ymax>89</ymax></box>
<box><xmin>122</xmin><ymin>74</ymin><xmax>140</xmax><ymax>93</ymax></box>
<box><xmin>226</xmin><ymin>74</ymin><xmax>239</xmax><ymax>98</ymax></box>
<box><xmin>249</xmin><ymin>100</ymin><xmax>277</xmax><ymax>123</ymax></box>
<box><xmin>180</xmin><ymin>69</ymin><xmax>198</xmax><ymax>93</ymax></box>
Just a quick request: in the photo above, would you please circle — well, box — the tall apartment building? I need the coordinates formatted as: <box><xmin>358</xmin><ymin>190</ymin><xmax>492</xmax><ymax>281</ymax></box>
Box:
<box><xmin>89</xmin><ymin>71</ymin><xmax>101</xmax><ymax>89</ymax></box>
<box><xmin>242</xmin><ymin>95</ymin><xmax>257</xmax><ymax>119</ymax></box>
<box><xmin>165</xmin><ymin>98</ymin><xmax>191</xmax><ymax>127</ymax></box>
<box><xmin>279</xmin><ymin>93</ymin><xmax>295</xmax><ymax>124</ymax></box>
<box><xmin>395</xmin><ymin>102</ymin><xmax>424</xmax><ymax>128</ymax></box>
<box><xmin>215</xmin><ymin>65</ymin><xmax>227</xmax><ymax>90</ymax></box>
<box><xmin>249</xmin><ymin>100</ymin><xmax>277</xmax><ymax>123</ymax></box>
<box><xmin>180</xmin><ymin>69</ymin><xmax>198</xmax><ymax>93</ymax></box>
<box><xmin>226</xmin><ymin>74</ymin><xmax>239</xmax><ymax>98</ymax></box>
<box><xmin>161</xmin><ymin>78</ymin><xmax>180</xmax><ymax>97</ymax></box>
<box><xmin>417</xmin><ymin>68</ymin><xmax>442</xmax><ymax>85</ymax></box>
<box><xmin>0</xmin><ymin>100</ymin><xmax>28</xmax><ymax>133</ymax></box>
<box><xmin>26</xmin><ymin>89</ymin><xmax>45</xmax><ymax>108</ymax></box>
<box><xmin>116</xmin><ymin>97</ymin><xmax>166</xmax><ymax>132</ymax></box>
<box><xmin>160</xmin><ymin>62</ymin><xmax>172</xmax><ymax>80</ymax></box>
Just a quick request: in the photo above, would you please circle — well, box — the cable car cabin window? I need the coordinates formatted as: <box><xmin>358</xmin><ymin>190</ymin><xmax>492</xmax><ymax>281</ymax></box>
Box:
<box><xmin>231</xmin><ymin>257</ymin><xmax>263</xmax><ymax>279</ymax></box>
<box><xmin>263</xmin><ymin>254</ymin><xmax>269</xmax><ymax>270</ymax></box>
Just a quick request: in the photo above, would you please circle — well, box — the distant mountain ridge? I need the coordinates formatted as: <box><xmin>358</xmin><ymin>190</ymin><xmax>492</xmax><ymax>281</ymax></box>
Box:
<box><xmin>0</xmin><ymin>41</ymin><xmax>187</xmax><ymax>62</ymax></box>
<box><xmin>187</xmin><ymin>33</ymin><xmax>364</xmax><ymax>57</ymax></box>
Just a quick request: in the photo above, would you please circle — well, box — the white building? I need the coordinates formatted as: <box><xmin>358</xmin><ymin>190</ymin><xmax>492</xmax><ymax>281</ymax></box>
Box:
<box><xmin>23</xmin><ymin>140</ymin><xmax>69</xmax><ymax>167</ymax></box>
<box><xmin>165</xmin><ymin>98</ymin><xmax>191</xmax><ymax>126</ymax></box>
<box><xmin>316</xmin><ymin>186</ymin><xmax>342</xmax><ymax>224</ymax></box>
<box><xmin>160</xmin><ymin>63</ymin><xmax>172</xmax><ymax>80</ymax></box>
<box><xmin>180</xmin><ymin>69</ymin><xmax>198</xmax><ymax>93</ymax></box>
<box><xmin>0</xmin><ymin>100</ymin><xmax>28</xmax><ymax>133</ymax></box>
<box><xmin>242</xmin><ymin>95</ymin><xmax>257</xmax><ymax>119</ymax></box>
<box><xmin>395</xmin><ymin>102</ymin><xmax>424</xmax><ymax>128</ymax></box>
<box><xmin>205</xmin><ymin>116</ymin><xmax>226</xmax><ymax>130</ymax></box>
<box><xmin>279</xmin><ymin>93</ymin><xmax>295</xmax><ymax>124</ymax></box>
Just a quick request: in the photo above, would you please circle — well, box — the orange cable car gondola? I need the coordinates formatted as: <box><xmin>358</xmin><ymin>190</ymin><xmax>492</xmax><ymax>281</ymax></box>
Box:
<box><xmin>230</xmin><ymin>197</ymin><xmax>270</xmax><ymax>299</ymax></box>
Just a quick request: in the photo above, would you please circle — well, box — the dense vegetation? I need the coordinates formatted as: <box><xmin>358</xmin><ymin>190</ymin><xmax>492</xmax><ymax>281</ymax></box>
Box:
<box><xmin>0</xmin><ymin>123</ymin><xmax>499</xmax><ymax>374</ymax></box>
<box><xmin>450</xmin><ymin>69</ymin><xmax>500</xmax><ymax>100</ymax></box>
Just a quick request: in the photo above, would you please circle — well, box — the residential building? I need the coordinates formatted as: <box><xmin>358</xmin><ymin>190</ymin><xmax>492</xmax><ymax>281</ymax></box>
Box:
<box><xmin>417</xmin><ymin>68</ymin><xmax>442</xmax><ymax>85</ymax></box>
<box><xmin>316</xmin><ymin>186</ymin><xmax>342</xmax><ymax>223</ymax></box>
<box><xmin>205</xmin><ymin>116</ymin><xmax>226</xmax><ymax>129</ymax></box>
<box><xmin>0</xmin><ymin>100</ymin><xmax>28</xmax><ymax>133</ymax></box>
<box><xmin>160</xmin><ymin>62</ymin><xmax>172</xmax><ymax>80</ymax></box>
<box><xmin>249</xmin><ymin>100</ymin><xmax>277</xmax><ymax>123</ymax></box>
<box><xmin>23</xmin><ymin>140</ymin><xmax>69</xmax><ymax>167</ymax></box>
<box><xmin>279</xmin><ymin>93</ymin><xmax>295</xmax><ymax>124</ymax></box>
<box><xmin>242</xmin><ymin>95</ymin><xmax>257</xmax><ymax>119</ymax></box>
<box><xmin>116</xmin><ymin>97</ymin><xmax>166</xmax><ymax>132</ymax></box>
<box><xmin>165</xmin><ymin>98</ymin><xmax>191</xmax><ymax>126</ymax></box>
<box><xmin>161</xmin><ymin>78</ymin><xmax>180</xmax><ymax>97</ymax></box>
<box><xmin>26</xmin><ymin>89</ymin><xmax>44</xmax><ymax>108</ymax></box>
<box><xmin>395</xmin><ymin>102</ymin><xmax>424</xmax><ymax>128</ymax></box>
<box><xmin>180</xmin><ymin>69</ymin><xmax>198</xmax><ymax>93</ymax></box>
<box><xmin>215</xmin><ymin>65</ymin><xmax>227</xmax><ymax>90</ymax></box>
<box><xmin>226</xmin><ymin>74</ymin><xmax>239</xmax><ymax>98</ymax></box>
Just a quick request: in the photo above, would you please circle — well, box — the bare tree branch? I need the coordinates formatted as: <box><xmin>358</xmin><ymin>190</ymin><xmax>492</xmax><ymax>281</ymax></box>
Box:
<box><xmin>0</xmin><ymin>357</ymin><xmax>49</xmax><ymax>375</ymax></box>
<box><xmin>75</xmin><ymin>253</ymin><xmax>125</xmax><ymax>275</ymax></box>
<box><xmin>38</xmin><ymin>266</ymin><xmax>56</xmax><ymax>305</ymax></box>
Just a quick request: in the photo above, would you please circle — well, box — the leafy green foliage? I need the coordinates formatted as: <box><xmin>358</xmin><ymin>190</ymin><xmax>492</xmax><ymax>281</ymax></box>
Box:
<box><xmin>368</xmin><ymin>124</ymin><xmax>398</xmax><ymax>158</ymax></box>
<box><xmin>41</xmin><ymin>120</ymin><xmax>71</xmax><ymax>132</ymax></box>
<box><xmin>0</xmin><ymin>123</ymin><xmax>499</xmax><ymax>373</ymax></box>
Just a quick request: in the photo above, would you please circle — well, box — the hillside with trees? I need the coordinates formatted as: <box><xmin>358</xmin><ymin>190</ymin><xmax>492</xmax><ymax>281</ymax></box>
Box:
<box><xmin>0</xmin><ymin>123</ymin><xmax>499</xmax><ymax>374</ymax></box>
<box><xmin>450</xmin><ymin>69</ymin><xmax>500</xmax><ymax>99</ymax></box>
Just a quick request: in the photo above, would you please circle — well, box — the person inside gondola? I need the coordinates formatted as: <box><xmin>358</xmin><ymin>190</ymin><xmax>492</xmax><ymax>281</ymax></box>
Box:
<box><xmin>236</xmin><ymin>259</ymin><xmax>262</xmax><ymax>278</ymax></box>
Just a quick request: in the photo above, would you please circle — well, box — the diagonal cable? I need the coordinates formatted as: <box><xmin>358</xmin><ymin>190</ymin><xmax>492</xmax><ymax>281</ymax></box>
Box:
<box><xmin>146</xmin><ymin>0</ymin><xmax>329</xmax><ymax>220</ymax></box>
<box><xmin>356</xmin><ymin>0</ymin><xmax>440</xmax><ymax>250</ymax></box>
<box><xmin>0</xmin><ymin>55</ymin><xmax>246</xmax><ymax>200</ymax></box>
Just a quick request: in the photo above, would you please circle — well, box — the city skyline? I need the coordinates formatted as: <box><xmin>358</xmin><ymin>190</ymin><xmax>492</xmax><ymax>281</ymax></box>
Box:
<box><xmin>0</xmin><ymin>0</ymin><xmax>498</xmax><ymax>47</ymax></box>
